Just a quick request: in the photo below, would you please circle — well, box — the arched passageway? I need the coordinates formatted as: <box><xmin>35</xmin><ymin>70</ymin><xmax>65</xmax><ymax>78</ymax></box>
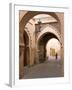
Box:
<box><xmin>38</xmin><ymin>32</ymin><xmax>60</xmax><ymax>63</ymax></box>
<box><xmin>19</xmin><ymin>11</ymin><xmax>64</xmax><ymax>79</ymax></box>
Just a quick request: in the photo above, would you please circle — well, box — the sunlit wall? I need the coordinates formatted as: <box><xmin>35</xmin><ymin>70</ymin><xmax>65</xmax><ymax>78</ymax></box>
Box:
<box><xmin>46</xmin><ymin>38</ymin><xmax>61</xmax><ymax>61</ymax></box>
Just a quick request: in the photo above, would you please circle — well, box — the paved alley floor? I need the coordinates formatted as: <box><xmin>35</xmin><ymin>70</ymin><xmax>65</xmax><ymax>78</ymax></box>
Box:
<box><xmin>24</xmin><ymin>61</ymin><xmax>64</xmax><ymax>79</ymax></box>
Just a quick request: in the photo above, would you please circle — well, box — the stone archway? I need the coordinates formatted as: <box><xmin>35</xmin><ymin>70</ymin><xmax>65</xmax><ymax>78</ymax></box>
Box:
<box><xmin>37</xmin><ymin>26</ymin><xmax>61</xmax><ymax>43</ymax></box>
<box><xmin>36</xmin><ymin>25</ymin><xmax>61</xmax><ymax>63</ymax></box>
<box><xmin>20</xmin><ymin>11</ymin><xmax>60</xmax><ymax>32</ymax></box>
<box><xmin>37</xmin><ymin>33</ymin><xmax>60</xmax><ymax>63</ymax></box>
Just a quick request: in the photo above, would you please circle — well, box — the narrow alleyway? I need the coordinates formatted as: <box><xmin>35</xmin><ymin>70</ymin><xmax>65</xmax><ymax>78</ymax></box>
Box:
<box><xmin>24</xmin><ymin>60</ymin><xmax>64</xmax><ymax>79</ymax></box>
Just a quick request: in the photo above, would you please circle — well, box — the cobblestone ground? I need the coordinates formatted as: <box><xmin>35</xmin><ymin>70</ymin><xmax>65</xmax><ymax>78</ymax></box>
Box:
<box><xmin>24</xmin><ymin>60</ymin><xmax>64</xmax><ymax>79</ymax></box>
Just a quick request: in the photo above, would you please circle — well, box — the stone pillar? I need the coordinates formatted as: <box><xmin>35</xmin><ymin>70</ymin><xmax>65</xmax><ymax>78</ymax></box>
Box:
<box><xmin>60</xmin><ymin>43</ymin><xmax>64</xmax><ymax>72</ymax></box>
<box><xmin>26</xmin><ymin>46</ymin><xmax>30</xmax><ymax>66</ymax></box>
<box><xmin>35</xmin><ymin>44</ymin><xmax>40</xmax><ymax>64</ymax></box>
<box><xmin>19</xmin><ymin>45</ymin><xmax>24</xmax><ymax>79</ymax></box>
<box><xmin>29</xmin><ymin>48</ymin><xmax>35</xmax><ymax>66</ymax></box>
<box><xmin>35</xmin><ymin>49</ymin><xmax>40</xmax><ymax>64</ymax></box>
<box><xmin>19</xmin><ymin>24</ymin><xmax>25</xmax><ymax>78</ymax></box>
<box><xmin>58</xmin><ymin>13</ymin><xmax>64</xmax><ymax>75</ymax></box>
<box><xmin>61</xmin><ymin>14</ymin><xmax>64</xmax><ymax>70</ymax></box>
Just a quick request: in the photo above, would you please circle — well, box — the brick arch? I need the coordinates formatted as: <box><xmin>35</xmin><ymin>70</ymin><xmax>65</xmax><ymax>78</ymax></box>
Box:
<box><xmin>20</xmin><ymin>11</ymin><xmax>61</xmax><ymax>32</ymax></box>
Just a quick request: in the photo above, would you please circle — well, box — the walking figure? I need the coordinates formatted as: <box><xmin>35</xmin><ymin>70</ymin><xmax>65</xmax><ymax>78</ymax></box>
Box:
<box><xmin>55</xmin><ymin>53</ymin><xmax>58</xmax><ymax>60</ymax></box>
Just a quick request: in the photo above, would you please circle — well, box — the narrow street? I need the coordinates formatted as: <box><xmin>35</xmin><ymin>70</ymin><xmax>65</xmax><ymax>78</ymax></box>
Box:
<box><xmin>24</xmin><ymin>61</ymin><xmax>64</xmax><ymax>79</ymax></box>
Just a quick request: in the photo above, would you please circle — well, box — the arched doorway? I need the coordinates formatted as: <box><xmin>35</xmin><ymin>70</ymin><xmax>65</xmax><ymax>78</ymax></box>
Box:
<box><xmin>38</xmin><ymin>32</ymin><xmax>60</xmax><ymax>63</ymax></box>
